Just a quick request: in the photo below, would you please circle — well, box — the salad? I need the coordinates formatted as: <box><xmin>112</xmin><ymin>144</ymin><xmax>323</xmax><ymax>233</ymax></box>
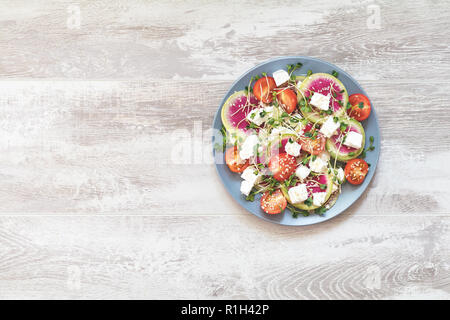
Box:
<box><xmin>218</xmin><ymin>63</ymin><xmax>375</xmax><ymax>217</ymax></box>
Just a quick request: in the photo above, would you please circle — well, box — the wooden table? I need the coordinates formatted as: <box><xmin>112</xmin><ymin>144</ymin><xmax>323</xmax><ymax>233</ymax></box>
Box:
<box><xmin>0</xmin><ymin>0</ymin><xmax>448</xmax><ymax>299</ymax></box>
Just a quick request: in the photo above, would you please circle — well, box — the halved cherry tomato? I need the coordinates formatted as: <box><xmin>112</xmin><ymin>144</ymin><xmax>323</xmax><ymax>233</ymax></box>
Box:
<box><xmin>276</xmin><ymin>88</ymin><xmax>297</xmax><ymax>114</ymax></box>
<box><xmin>268</xmin><ymin>153</ymin><xmax>297</xmax><ymax>182</ymax></box>
<box><xmin>344</xmin><ymin>158</ymin><xmax>369</xmax><ymax>185</ymax></box>
<box><xmin>261</xmin><ymin>189</ymin><xmax>287</xmax><ymax>214</ymax></box>
<box><xmin>225</xmin><ymin>146</ymin><xmax>249</xmax><ymax>173</ymax></box>
<box><xmin>299</xmin><ymin>133</ymin><xmax>326</xmax><ymax>155</ymax></box>
<box><xmin>253</xmin><ymin>76</ymin><xmax>276</xmax><ymax>103</ymax></box>
<box><xmin>347</xmin><ymin>93</ymin><xmax>371</xmax><ymax>121</ymax></box>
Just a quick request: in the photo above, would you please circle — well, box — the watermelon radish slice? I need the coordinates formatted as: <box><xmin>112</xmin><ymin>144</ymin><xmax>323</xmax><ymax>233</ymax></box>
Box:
<box><xmin>326</xmin><ymin>118</ymin><xmax>365</xmax><ymax>162</ymax></box>
<box><xmin>280</xmin><ymin>173</ymin><xmax>334</xmax><ymax>210</ymax></box>
<box><xmin>297</xmin><ymin>73</ymin><xmax>348</xmax><ymax>124</ymax></box>
<box><xmin>221</xmin><ymin>90</ymin><xmax>259</xmax><ymax>137</ymax></box>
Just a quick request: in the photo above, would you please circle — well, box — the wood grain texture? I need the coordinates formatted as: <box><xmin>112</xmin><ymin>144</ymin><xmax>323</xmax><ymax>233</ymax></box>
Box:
<box><xmin>0</xmin><ymin>80</ymin><xmax>448</xmax><ymax>214</ymax></box>
<box><xmin>0</xmin><ymin>0</ymin><xmax>449</xmax><ymax>299</ymax></box>
<box><xmin>0</xmin><ymin>215</ymin><xmax>448</xmax><ymax>299</ymax></box>
<box><xmin>0</xmin><ymin>0</ymin><xmax>449</xmax><ymax>80</ymax></box>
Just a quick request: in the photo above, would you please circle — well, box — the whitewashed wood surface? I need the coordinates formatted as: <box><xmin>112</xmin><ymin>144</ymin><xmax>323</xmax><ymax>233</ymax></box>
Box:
<box><xmin>0</xmin><ymin>0</ymin><xmax>449</xmax><ymax>299</ymax></box>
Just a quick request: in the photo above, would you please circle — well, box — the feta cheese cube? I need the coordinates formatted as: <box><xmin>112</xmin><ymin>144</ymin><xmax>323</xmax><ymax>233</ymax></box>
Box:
<box><xmin>285</xmin><ymin>141</ymin><xmax>301</xmax><ymax>157</ymax></box>
<box><xmin>320</xmin><ymin>116</ymin><xmax>340</xmax><ymax>138</ymax></box>
<box><xmin>318</xmin><ymin>150</ymin><xmax>330</xmax><ymax>162</ymax></box>
<box><xmin>343</xmin><ymin>131</ymin><xmax>363</xmax><ymax>149</ymax></box>
<box><xmin>246</xmin><ymin>106</ymin><xmax>273</xmax><ymax>126</ymax></box>
<box><xmin>310</xmin><ymin>92</ymin><xmax>331</xmax><ymax>111</ymax></box>
<box><xmin>295</xmin><ymin>165</ymin><xmax>311</xmax><ymax>180</ymax></box>
<box><xmin>272</xmin><ymin>70</ymin><xmax>290</xmax><ymax>87</ymax></box>
<box><xmin>313</xmin><ymin>192</ymin><xmax>327</xmax><ymax>206</ymax></box>
<box><xmin>239</xmin><ymin>135</ymin><xmax>259</xmax><ymax>160</ymax></box>
<box><xmin>336</xmin><ymin>167</ymin><xmax>345</xmax><ymax>183</ymax></box>
<box><xmin>246</xmin><ymin>109</ymin><xmax>265</xmax><ymax>126</ymax></box>
<box><xmin>309</xmin><ymin>156</ymin><xmax>328</xmax><ymax>173</ymax></box>
<box><xmin>241</xmin><ymin>166</ymin><xmax>261</xmax><ymax>185</ymax></box>
<box><xmin>240</xmin><ymin>180</ymin><xmax>254</xmax><ymax>196</ymax></box>
<box><xmin>288</xmin><ymin>184</ymin><xmax>309</xmax><ymax>204</ymax></box>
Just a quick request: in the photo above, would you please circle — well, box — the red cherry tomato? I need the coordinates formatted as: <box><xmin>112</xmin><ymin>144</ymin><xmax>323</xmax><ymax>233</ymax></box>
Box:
<box><xmin>276</xmin><ymin>88</ymin><xmax>297</xmax><ymax>114</ymax></box>
<box><xmin>299</xmin><ymin>133</ymin><xmax>326</xmax><ymax>155</ymax></box>
<box><xmin>225</xmin><ymin>146</ymin><xmax>249</xmax><ymax>173</ymax></box>
<box><xmin>260</xmin><ymin>189</ymin><xmax>287</xmax><ymax>214</ymax></box>
<box><xmin>253</xmin><ymin>76</ymin><xmax>276</xmax><ymax>103</ymax></box>
<box><xmin>268</xmin><ymin>153</ymin><xmax>297</xmax><ymax>182</ymax></box>
<box><xmin>347</xmin><ymin>93</ymin><xmax>371</xmax><ymax>121</ymax></box>
<box><xmin>344</xmin><ymin>158</ymin><xmax>369</xmax><ymax>185</ymax></box>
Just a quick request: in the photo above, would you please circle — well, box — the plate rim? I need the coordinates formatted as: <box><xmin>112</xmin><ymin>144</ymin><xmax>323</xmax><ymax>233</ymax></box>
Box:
<box><xmin>212</xmin><ymin>55</ymin><xmax>381</xmax><ymax>226</ymax></box>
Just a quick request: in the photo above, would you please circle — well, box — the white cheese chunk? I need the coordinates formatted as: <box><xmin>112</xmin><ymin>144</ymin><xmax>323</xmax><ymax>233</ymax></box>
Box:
<box><xmin>272</xmin><ymin>70</ymin><xmax>290</xmax><ymax>87</ymax></box>
<box><xmin>310</xmin><ymin>92</ymin><xmax>331</xmax><ymax>111</ymax></box>
<box><xmin>246</xmin><ymin>106</ymin><xmax>273</xmax><ymax>126</ymax></box>
<box><xmin>313</xmin><ymin>192</ymin><xmax>327</xmax><ymax>206</ymax></box>
<box><xmin>320</xmin><ymin>116</ymin><xmax>340</xmax><ymax>138</ymax></box>
<box><xmin>343</xmin><ymin>131</ymin><xmax>363</xmax><ymax>149</ymax></box>
<box><xmin>288</xmin><ymin>184</ymin><xmax>309</xmax><ymax>204</ymax></box>
<box><xmin>285</xmin><ymin>141</ymin><xmax>301</xmax><ymax>157</ymax></box>
<box><xmin>295</xmin><ymin>165</ymin><xmax>311</xmax><ymax>180</ymax></box>
<box><xmin>239</xmin><ymin>135</ymin><xmax>259</xmax><ymax>160</ymax></box>
<box><xmin>240</xmin><ymin>180</ymin><xmax>254</xmax><ymax>196</ymax></box>
<box><xmin>241</xmin><ymin>166</ymin><xmax>261</xmax><ymax>185</ymax></box>
<box><xmin>318</xmin><ymin>150</ymin><xmax>330</xmax><ymax>162</ymax></box>
<box><xmin>337</xmin><ymin>167</ymin><xmax>345</xmax><ymax>183</ymax></box>
<box><xmin>309</xmin><ymin>156</ymin><xmax>328</xmax><ymax>173</ymax></box>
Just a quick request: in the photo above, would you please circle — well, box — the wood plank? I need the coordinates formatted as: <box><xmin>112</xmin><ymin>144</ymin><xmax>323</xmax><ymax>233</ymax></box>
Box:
<box><xmin>0</xmin><ymin>215</ymin><xmax>448</xmax><ymax>299</ymax></box>
<box><xmin>0</xmin><ymin>0</ymin><xmax>449</xmax><ymax>80</ymax></box>
<box><xmin>0</xmin><ymin>80</ymin><xmax>448</xmax><ymax>215</ymax></box>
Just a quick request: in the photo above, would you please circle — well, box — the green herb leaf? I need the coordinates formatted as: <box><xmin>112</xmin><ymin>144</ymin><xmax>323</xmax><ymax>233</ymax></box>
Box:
<box><xmin>304</xmin><ymin>197</ymin><xmax>313</xmax><ymax>206</ymax></box>
<box><xmin>315</xmin><ymin>206</ymin><xmax>327</xmax><ymax>215</ymax></box>
<box><xmin>331</xmin><ymin>70</ymin><xmax>339</xmax><ymax>78</ymax></box>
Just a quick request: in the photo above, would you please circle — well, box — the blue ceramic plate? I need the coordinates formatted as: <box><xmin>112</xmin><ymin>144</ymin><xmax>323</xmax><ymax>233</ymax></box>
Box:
<box><xmin>212</xmin><ymin>56</ymin><xmax>380</xmax><ymax>226</ymax></box>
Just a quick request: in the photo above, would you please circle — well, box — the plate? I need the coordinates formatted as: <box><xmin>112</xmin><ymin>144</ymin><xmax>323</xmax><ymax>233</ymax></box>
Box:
<box><xmin>212</xmin><ymin>56</ymin><xmax>380</xmax><ymax>226</ymax></box>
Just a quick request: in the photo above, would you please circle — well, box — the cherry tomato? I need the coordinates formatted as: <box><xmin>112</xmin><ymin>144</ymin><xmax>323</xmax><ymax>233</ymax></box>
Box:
<box><xmin>276</xmin><ymin>88</ymin><xmax>297</xmax><ymax>113</ymax></box>
<box><xmin>347</xmin><ymin>93</ymin><xmax>371</xmax><ymax>121</ymax></box>
<box><xmin>260</xmin><ymin>189</ymin><xmax>287</xmax><ymax>214</ymax></box>
<box><xmin>268</xmin><ymin>153</ymin><xmax>297</xmax><ymax>182</ymax></box>
<box><xmin>253</xmin><ymin>76</ymin><xmax>276</xmax><ymax>103</ymax></box>
<box><xmin>225</xmin><ymin>146</ymin><xmax>249</xmax><ymax>173</ymax></box>
<box><xmin>344</xmin><ymin>158</ymin><xmax>369</xmax><ymax>185</ymax></box>
<box><xmin>299</xmin><ymin>133</ymin><xmax>326</xmax><ymax>155</ymax></box>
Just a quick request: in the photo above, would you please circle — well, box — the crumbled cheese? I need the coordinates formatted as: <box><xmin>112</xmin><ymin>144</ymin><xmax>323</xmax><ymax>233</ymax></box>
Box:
<box><xmin>246</xmin><ymin>106</ymin><xmax>273</xmax><ymax>126</ymax></box>
<box><xmin>318</xmin><ymin>150</ymin><xmax>330</xmax><ymax>162</ymax></box>
<box><xmin>310</xmin><ymin>92</ymin><xmax>331</xmax><ymax>111</ymax></box>
<box><xmin>272</xmin><ymin>69</ymin><xmax>290</xmax><ymax>87</ymax></box>
<box><xmin>343</xmin><ymin>131</ymin><xmax>363</xmax><ymax>149</ymax></box>
<box><xmin>313</xmin><ymin>192</ymin><xmax>327</xmax><ymax>206</ymax></box>
<box><xmin>241</xmin><ymin>166</ymin><xmax>261</xmax><ymax>185</ymax></box>
<box><xmin>240</xmin><ymin>180</ymin><xmax>254</xmax><ymax>196</ymax></box>
<box><xmin>337</xmin><ymin>167</ymin><xmax>345</xmax><ymax>183</ymax></box>
<box><xmin>295</xmin><ymin>165</ymin><xmax>311</xmax><ymax>180</ymax></box>
<box><xmin>288</xmin><ymin>184</ymin><xmax>309</xmax><ymax>204</ymax></box>
<box><xmin>285</xmin><ymin>140</ymin><xmax>301</xmax><ymax>157</ymax></box>
<box><xmin>309</xmin><ymin>156</ymin><xmax>328</xmax><ymax>173</ymax></box>
<box><xmin>239</xmin><ymin>135</ymin><xmax>259</xmax><ymax>160</ymax></box>
<box><xmin>320</xmin><ymin>116</ymin><xmax>340</xmax><ymax>138</ymax></box>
